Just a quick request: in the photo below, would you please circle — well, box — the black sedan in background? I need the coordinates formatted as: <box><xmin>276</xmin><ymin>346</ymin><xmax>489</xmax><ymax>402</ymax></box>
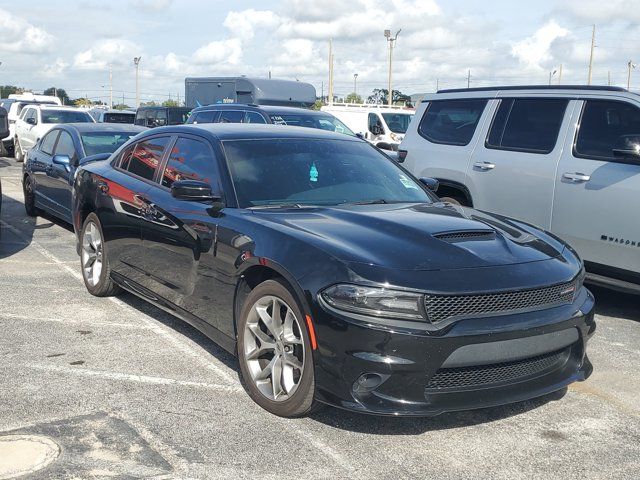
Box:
<box><xmin>72</xmin><ymin>125</ymin><xmax>595</xmax><ymax>417</ymax></box>
<box><xmin>22</xmin><ymin>123</ymin><xmax>146</xmax><ymax>223</ymax></box>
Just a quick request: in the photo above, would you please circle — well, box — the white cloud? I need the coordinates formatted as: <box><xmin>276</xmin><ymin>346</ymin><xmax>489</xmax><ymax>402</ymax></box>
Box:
<box><xmin>511</xmin><ymin>20</ymin><xmax>568</xmax><ymax>70</ymax></box>
<box><xmin>223</xmin><ymin>9</ymin><xmax>280</xmax><ymax>41</ymax></box>
<box><xmin>73</xmin><ymin>39</ymin><xmax>141</xmax><ymax>70</ymax></box>
<box><xmin>130</xmin><ymin>0</ymin><xmax>172</xmax><ymax>12</ymax></box>
<box><xmin>192</xmin><ymin>38</ymin><xmax>243</xmax><ymax>66</ymax></box>
<box><xmin>561</xmin><ymin>0</ymin><xmax>640</xmax><ymax>23</ymax></box>
<box><xmin>0</xmin><ymin>8</ymin><xmax>54</xmax><ymax>53</ymax></box>
<box><xmin>43</xmin><ymin>58</ymin><xmax>68</xmax><ymax>77</ymax></box>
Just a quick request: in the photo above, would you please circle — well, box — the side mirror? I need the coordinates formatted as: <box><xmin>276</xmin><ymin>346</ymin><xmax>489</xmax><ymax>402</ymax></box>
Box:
<box><xmin>371</xmin><ymin>125</ymin><xmax>383</xmax><ymax>135</ymax></box>
<box><xmin>355</xmin><ymin>132</ymin><xmax>364</xmax><ymax>139</ymax></box>
<box><xmin>612</xmin><ymin>135</ymin><xmax>640</xmax><ymax>162</ymax></box>
<box><xmin>53</xmin><ymin>154</ymin><xmax>71</xmax><ymax>172</ymax></box>
<box><xmin>419</xmin><ymin>177</ymin><xmax>439</xmax><ymax>192</ymax></box>
<box><xmin>171</xmin><ymin>179</ymin><xmax>219</xmax><ymax>202</ymax></box>
<box><xmin>26</xmin><ymin>117</ymin><xmax>37</xmax><ymax>126</ymax></box>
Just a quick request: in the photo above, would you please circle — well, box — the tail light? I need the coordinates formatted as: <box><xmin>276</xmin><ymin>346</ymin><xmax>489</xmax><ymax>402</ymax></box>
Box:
<box><xmin>398</xmin><ymin>149</ymin><xmax>408</xmax><ymax>163</ymax></box>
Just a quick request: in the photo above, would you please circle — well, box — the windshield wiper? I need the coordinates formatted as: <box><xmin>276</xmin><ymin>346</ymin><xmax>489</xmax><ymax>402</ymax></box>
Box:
<box><xmin>250</xmin><ymin>203</ymin><xmax>308</xmax><ymax>210</ymax></box>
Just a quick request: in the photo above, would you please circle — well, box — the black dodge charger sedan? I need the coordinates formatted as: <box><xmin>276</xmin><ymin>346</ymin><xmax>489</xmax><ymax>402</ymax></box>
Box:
<box><xmin>72</xmin><ymin>124</ymin><xmax>595</xmax><ymax>417</ymax></box>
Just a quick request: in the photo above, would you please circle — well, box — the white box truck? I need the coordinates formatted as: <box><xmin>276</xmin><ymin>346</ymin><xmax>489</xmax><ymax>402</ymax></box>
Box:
<box><xmin>321</xmin><ymin>103</ymin><xmax>414</xmax><ymax>150</ymax></box>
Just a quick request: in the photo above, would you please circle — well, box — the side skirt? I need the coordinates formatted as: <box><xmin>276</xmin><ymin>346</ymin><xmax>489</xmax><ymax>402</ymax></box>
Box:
<box><xmin>111</xmin><ymin>271</ymin><xmax>238</xmax><ymax>355</ymax></box>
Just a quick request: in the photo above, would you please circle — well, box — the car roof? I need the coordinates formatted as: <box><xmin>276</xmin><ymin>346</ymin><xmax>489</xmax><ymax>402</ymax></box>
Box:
<box><xmin>37</xmin><ymin>105</ymin><xmax>87</xmax><ymax>111</ymax></box>
<box><xmin>55</xmin><ymin>123</ymin><xmax>147</xmax><ymax>133</ymax></box>
<box><xmin>137</xmin><ymin>106</ymin><xmax>191</xmax><ymax>111</ymax></box>
<box><xmin>190</xmin><ymin>104</ymin><xmax>328</xmax><ymax>116</ymax></box>
<box><xmin>190</xmin><ymin>103</ymin><xmax>263</xmax><ymax>113</ymax></box>
<box><xmin>139</xmin><ymin>123</ymin><xmax>361</xmax><ymax>142</ymax></box>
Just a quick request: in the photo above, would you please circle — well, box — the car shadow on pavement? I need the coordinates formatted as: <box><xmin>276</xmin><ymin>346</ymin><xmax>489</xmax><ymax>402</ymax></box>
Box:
<box><xmin>0</xmin><ymin>188</ymin><xmax>37</xmax><ymax>260</ymax></box>
<box><xmin>309</xmin><ymin>388</ymin><xmax>568</xmax><ymax>434</ymax></box>
<box><xmin>590</xmin><ymin>286</ymin><xmax>640</xmax><ymax>323</ymax></box>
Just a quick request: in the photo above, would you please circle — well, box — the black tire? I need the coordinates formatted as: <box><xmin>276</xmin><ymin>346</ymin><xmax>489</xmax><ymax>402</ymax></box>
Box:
<box><xmin>14</xmin><ymin>138</ymin><xmax>24</xmax><ymax>162</ymax></box>
<box><xmin>23</xmin><ymin>175</ymin><xmax>39</xmax><ymax>217</ymax></box>
<box><xmin>80</xmin><ymin>213</ymin><xmax>122</xmax><ymax>297</ymax></box>
<box><xmin>237</xmin><ymin>279</ymin><xmax>320</xmax><ymax>417</ymax></box>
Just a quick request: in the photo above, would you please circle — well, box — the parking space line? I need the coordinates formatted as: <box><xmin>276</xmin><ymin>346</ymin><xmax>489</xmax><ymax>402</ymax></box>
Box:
<box><xmin>2</xmin><ymin>313</ymin><xmax>153</xmax><ymax>330</ymax></box>
<box><xmin>23</xmin><ymin>363</ymin><xmax>244</xmax><ymax>393</ymax></box>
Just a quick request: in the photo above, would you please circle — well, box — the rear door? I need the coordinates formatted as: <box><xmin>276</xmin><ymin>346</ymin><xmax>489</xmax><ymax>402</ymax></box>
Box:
<box><xmin>467</xmin><ymin>97</ymin><xmax>573</xmax><ymax>229</ymax></box>
<box><xmin>552</xmin><ymin>98</ymin><xmax>640</xmax><ymax>279</ymax></box>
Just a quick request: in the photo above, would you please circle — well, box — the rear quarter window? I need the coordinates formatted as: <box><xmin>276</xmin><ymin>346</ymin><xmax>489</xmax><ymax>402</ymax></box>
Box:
<box><xmin>418</xmin><ymin>99</ymin><xmax>487</xmax><ymax>146</ymax></box>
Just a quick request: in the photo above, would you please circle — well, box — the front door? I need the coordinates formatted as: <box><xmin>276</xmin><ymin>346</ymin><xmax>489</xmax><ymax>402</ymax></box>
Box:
<box><xmin>467</xmin><ymin>97</ymin><xmax>574</xmax><ymax>229</ymax></box>
<box><xmin>41</xmin><ymin>130</ymin><xmax>77</xmax><ymax>221</ymax></box>
<box><xmin>138</xmin><ymin>135</ymin><xmax>225</xmax><ymax>330</ymax></box>
<box><xmin>552</xmin><ymin>98</ymin><xmax>640</xmax><ymax>278</ymax></box>
<box><xmin>30</xmin><ymin>129</ymin><xmax>59</xmax><ymax>212</ymax></box>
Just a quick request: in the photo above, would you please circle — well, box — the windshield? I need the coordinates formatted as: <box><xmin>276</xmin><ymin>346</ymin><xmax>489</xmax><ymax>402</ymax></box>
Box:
<box><xmin>168</xmin><ymin>109</ymin><xmax>191</xmax><ymax>125</ymax></box>
<box><xmin>223</xmin><ymin>138</ymin><xmax>431</xmax><ymax>208</ymax></box>
<box><xmin>42</xmin><ymin>110</ymin><xmax>93</xmax><ymax>124</ymax></box>
<box><xmin>81</xmin><ymin>132</ymin><xmax>139</xmax><ymax>156</ymax></box>
<box><xmin>381</xmin><ymin>113</ymin><xmax>413</xmax><ymax>134</ymax></box>
<box><xmin>269</xmin><ymin>113</ymin><xmax>355</xmax><ymax>136</ymax></box>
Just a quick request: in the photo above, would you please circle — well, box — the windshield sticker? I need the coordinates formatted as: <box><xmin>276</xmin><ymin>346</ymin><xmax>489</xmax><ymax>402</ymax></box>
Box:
<box><xmin>309</xmin><ymin>163</ymin><xmax>319</xmax><ymax>182</ymax></box>
<box><xmin>399</xmin><ymin>174</ymin><xmax>418</xmax><ymax>189</ymax></box>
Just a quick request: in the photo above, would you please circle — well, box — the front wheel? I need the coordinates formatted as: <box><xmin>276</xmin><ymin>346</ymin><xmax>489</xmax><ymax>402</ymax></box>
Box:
<box><xmin>23</xmin><ymin>175</ymin><xmax>39</xmax><ymax>217</ymax></box>
<box><xmin>80</xmin><ymin>213</ymin><xmax>122</xmax><ymax>297</ymax></box>
<box><xmin>237</xmin><ymin>279</ymin><xmax>319</xmax><ymax>417</ymax></box>
<box><xmin>14</xmin><ymin>138</ymin><xmax>24</xmax><ymax>162</ymax></box>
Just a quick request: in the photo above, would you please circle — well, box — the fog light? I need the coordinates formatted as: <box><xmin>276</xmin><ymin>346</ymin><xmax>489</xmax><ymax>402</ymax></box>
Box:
<box><xmin>353</xmin><ymin>373</ymin><xmax>385</xmax><ymax>394</ymax></box>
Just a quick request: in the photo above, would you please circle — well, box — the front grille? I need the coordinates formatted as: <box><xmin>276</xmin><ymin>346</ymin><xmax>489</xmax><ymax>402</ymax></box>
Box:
<box><xmin>426</xmin><ymin>348</ymin><xmax>570</xmax><ymax>391</ymax></box>
<box><xmin>424</xmin><ymin>280</ymin><xmax>577</xmax><ymax>323</ymax></box>
<box><xmin>433</xmin><ymin>230</ymin><xmax>496</xmax><ymax>241</ymax></box>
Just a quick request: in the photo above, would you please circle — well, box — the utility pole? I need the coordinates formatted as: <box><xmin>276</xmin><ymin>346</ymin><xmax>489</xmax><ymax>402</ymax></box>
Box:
<box><xmin>558</xmin><ymin>64</ymin><xmax>563</xmax><ymax>84</ymax></box>
<box><xmin>436</xmin><ymin>78</ymin><xmax>439</xmax><ymax>92</ymax></box>
<box><xmin>587</xmin><ymin>25</ymin><xmax>596</xmax><ymax>85</ymax></box>
<box><xmin>384</xmin><ymin>29</ymin><xmax>401</xmax><ymax>106</ymax></box>
<box><xmin>608</xmin><ymin>70</ymin><xmax>611</xmax><ymax>86</ymax></box>
<box><xmin>109</xmin><ymin>64</ymin><xmax>113</xmax><ymax>109</ymax></box>
<box><xmin>628</xmin><ymin>60</ymin><xmax>636</xmax><ymax>90</ymax></box>
<box><xmin>328</xmin><ymin>39</ymin><xmax>334</xmax><ymax>105</ymax></box>
<box><xmin>549</xmin><ymin>70</ymin><xmax>557</xmax><ymax>85</ymax></box>
<box><xmin>133</xmin><ymin>56</ymin><xmax>141</xmax><ymax>108</ymax></box>
<box><xmin>467</xmin><ymin>69</ymin><xmax>471</xmax><ymax>89</ymax></box>
<box><xmin>177</xmin><ymin>92</ymin><xmax>180</xmax><ymax>106</ymax></box>
<box><xmin>321</xmin><ymin>81</ymin><xmax>324</xmax><ymax>103</ymax></box>
<box><xmin>353</xmin><ymin>73</ymin><xmax>358</xmax><ymax>96</ymax></box>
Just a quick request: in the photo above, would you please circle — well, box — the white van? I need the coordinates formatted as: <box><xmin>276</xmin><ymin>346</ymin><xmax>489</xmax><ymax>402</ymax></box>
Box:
<box><xmin>400</xmin><ymin>85</ymin><xmax>640</xmax><ymax>293</ymax></box>
<box><xmin>321</xmin><ymin>103</ymin><xmax>414</xmax><ymax>150</ymax></box>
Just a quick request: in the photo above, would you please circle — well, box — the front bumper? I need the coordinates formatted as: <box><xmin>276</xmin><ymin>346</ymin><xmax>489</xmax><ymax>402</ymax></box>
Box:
<box><xmin>311</xmin><ymin>287</ymin><xmax>596</xmax><ymax>416</ymax></box>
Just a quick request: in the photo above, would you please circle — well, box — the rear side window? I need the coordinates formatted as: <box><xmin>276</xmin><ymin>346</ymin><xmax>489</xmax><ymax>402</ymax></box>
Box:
<box><xmin>219</xmin><ymin>110</ymin><xmax>245</xmax><ymax>123</ymax></box>
<box><xmin>40</xmin><ymin>130</ymin><xmax>59</xmax><ymax>155</ymax></box>
<box><xmin>486</xmin><ymin>98</ymin><xmax>568</xmax><ymax>154</ymax></box>
<box><xmin>418</xmin><ymin>99</ymin><xmax>487</xmax><ymax>146</ymax></box>
<box><xmin>575</xmin><ymin>100</ymin><xmax>640</xmax><ymax>161</ymax></box>
<box><xmin>190</xmin><ymin>110</ymin><xmax>218</xmax><ymax>124</ymax></box>
<box><xmin>120</xmin><ymin>136</ymin><xmax>170</xmax><ymax>181</ymax></box>
<box><xmin>161</xmin><ymin>137</ymin><xmax>217</xmax><ymax>188</ymax></box>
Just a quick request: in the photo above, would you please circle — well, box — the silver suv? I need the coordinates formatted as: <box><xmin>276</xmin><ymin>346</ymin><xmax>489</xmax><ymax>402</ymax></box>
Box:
<box><xmin>400</xmin><ymin>85</ymin><xmax>640</xmax><ymax>293</ymax></box>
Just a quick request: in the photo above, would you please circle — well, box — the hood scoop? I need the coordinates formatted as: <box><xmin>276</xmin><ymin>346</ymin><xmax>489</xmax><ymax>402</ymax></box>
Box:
<box><xmin>433</xmin><ymin>229</ymin><xmax>497</xmax><ymax>242</ymax></box>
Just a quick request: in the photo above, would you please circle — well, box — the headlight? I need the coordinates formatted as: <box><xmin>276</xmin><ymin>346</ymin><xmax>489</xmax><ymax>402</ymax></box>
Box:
<box><xmin>321</xmin><ymin>284</ymin><xmax>424</xmax><ymax>321</ymax></box>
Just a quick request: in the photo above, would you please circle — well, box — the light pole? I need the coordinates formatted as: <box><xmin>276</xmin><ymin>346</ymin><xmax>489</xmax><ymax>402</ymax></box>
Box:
<box><xmin>384</xmin><ymin>29</ymin><xmax>401</xmax><ymax>106</ymax></box>
<box><xmin>628</xmin><ymin>60</ymin><xmax>636</xmax><ymax>91</ymax></box>
<box><xmin>353</xmin><ymin>73</ymin><xmax>358</xmax><ymax>96</ymax></box>
<box><xmin>133</xmin><ymin>56</ymin><xmax>141</xmax><ymax>108</ymax></box>
<box><xmin>549</xmin><ymin>69</ymin><xmax>557</xmax><ymax>85</ymax></box>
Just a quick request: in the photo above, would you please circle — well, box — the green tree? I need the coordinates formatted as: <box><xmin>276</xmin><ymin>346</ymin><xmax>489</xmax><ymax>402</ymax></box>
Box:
<box><xmin>43</xmin><ymin>87</ymin><xmax>70</xmax><ymax>105</ymax></box>
<box><xmin>0</xmin><ymin>85</ymin><xmax>22</xmax><ymax>98</ymax></box>
<box><xmin>311</xmin><ymin>99</ymin><xmax>325</xmax><ymax>111</ymax></box>
<box><xmin>367</xmin><ymin>88</ymin><xmax>412</xmax><ymax>106</ymax></box>
<box><xmin>162</xmin><ymin>99</ymin><xmax>179</xmax><ymax>107</ymax></box>
<box><xmin>74</xmin><ymin>98</ymin><xmax>93</xmax><ymax>108</ymax></box>
<box><xmin>345</xmin><ymin>92</ymin><xmax>363</xmax><ymax>104</ymax></box>
<box><xmin>140</xmin><ymin>101</ymin><xmax>158</xmax><ymax>107</ymax></box>
<box><xmin>112</xmin><ymin>103</ymin><xmax>132</xmax><ymax>110</ymax></box>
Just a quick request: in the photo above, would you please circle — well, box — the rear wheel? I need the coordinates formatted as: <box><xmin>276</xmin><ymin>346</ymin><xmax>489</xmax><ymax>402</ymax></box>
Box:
<box><xmin>14</xmin><ymin>138</ymin><xmax>24</xmax><ymax>162</ymax></box>
<box><xmin>237</xmin><ymin>279</ymin><xmax>319</xmax><ymax>417</ymax></box>
<box><xmin>80</xmin><ymin>213</ymin><xmax>122</xmax><ymax>297</ymax></box>
<box><xmin>23</xmin><ymin>175</ymin><xmax>39</xmax><ymax>217</ymax></box>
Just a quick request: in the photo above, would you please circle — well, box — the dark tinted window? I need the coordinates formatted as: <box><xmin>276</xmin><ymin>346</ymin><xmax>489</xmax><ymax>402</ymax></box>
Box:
<box><xmin>219</xmin><ymin>110</ymin><xmax>245</xmax><ymax>123</ymax></box>
<box><xmin>168</xmin><ymin>109</ymin><xmax>190</xmax><ymax>125</ymax></box>
<box><xmin>245</xmin><ymin>111</ymin><xmax>267</xmax><ymax>124</ymax></box>
<box><xmin>40</xmin><ymin>130</ymin><xmax>59</xmax><ymax>155</ymax></box>
<box><xmin>161</xmin><ymin>137</ymin><xmax>217</xmax><ymax>188</ymax></box>
<box><xmin>486</xmin><ymin>98</ymin><xmax>568</xmax><ymax>153</ymax></box>
<box><xmin>154</xmin><ymin>111</ymin><xmax>167</xmax><ymax>127</ymax></box>
<box><xmin>418</xmin><ymin>99</ymin><xmax>487</xmax><ymax>146</ymax></box>
<box><xmin>81</xmin><ymin>132</ymin><xmax>139</xmax><ymax>156</ymax></box>
<box><xmin>42</xmin><ymin>110</ymin><xmax>93</xmax><ymax>124</ymax></box>
<box><xmin>191</xmin><ymin>110</ymin><xmax>218</xmax><ymax>124</ymax></box>
<box><xmin>575</xmin><ymin>100</ymin><xmax>640</xmax><ymax>160</ymax></box>
<box><xmin>368</xmin><ymin>113</ymin><xmax>383</xmax><ymax>133</ymax></box>
<box><xmin>382</xmin><ymin>113</ymin><xmax>413</xmax><ymax>134</ymax></box>
<box><xmin>224</xmin><ymin>139</ymin><xmax>431</xmax><ymax>208</ymax></box>
<box><xmin>103</xmin><ymin>112</ymin><xmax>135</xmax><ymax>124</ymax></box>
<box><xmin>120</xmin><ymin>136</ymin><xmax>170</xmax><ymax>181</ymax></box>
<box><xmin>54</xmin><ymin>131</ymin><xmax>77</xmax><ymax>160</ymax></box>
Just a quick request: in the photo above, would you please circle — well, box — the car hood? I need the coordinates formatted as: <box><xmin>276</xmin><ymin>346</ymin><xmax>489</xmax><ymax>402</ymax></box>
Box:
<box><xmin>251</xmin><ymin>203</ymin><xmax>565</xmax><ymax>271</ymax></box>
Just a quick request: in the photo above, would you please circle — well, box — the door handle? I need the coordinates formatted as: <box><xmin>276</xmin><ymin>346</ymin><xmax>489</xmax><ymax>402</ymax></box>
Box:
<box><xmin>473</xmin><ymin>161</ymin><xmax>496</xmax><ymax>171</ymax></box>
<box><xmin>562</xmin><ymin>172</ymin><xmax>591</xmax><ymax>183</ymax></box>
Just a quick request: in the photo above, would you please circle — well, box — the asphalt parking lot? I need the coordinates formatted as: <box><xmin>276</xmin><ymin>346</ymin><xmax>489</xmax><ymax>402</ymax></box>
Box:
<box><xmin>0</xmin><ymin>156</ymin><xmax>639</xmax><ymax>479</ymax></box>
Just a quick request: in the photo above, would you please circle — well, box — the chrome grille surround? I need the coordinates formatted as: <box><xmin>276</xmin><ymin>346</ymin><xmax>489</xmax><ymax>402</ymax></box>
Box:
<box><xmin>424</xmin><ymin>279</ymin><xmax>578</xmax><ymax>323</ymax></box>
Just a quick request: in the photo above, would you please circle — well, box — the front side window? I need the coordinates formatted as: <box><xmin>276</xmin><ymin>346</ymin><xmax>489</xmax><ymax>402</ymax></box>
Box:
<box><xmin>161</xmin><ymin>137</ymin><xmax>217</xmax><ymax>188</ymax></box>
<box><xmin>81</xmin><ymin>132</ymin><xmax>139</xmax><ymax>156</ymax></box>
<box><xmin>486</xmin><ymin>98</ymin><xmax>568</xmax><ymax>153</ymax></box>
<box><xmin>223</xmin><ymin>138</ymin><xmax>432</xmax><ymax>208</ymax></box>
<box><xmin>575</xmin><ymin>100</ymin><xmax>640</xmax><ymax>161</ymax></box>
<box><xmin>219</xmin><ymin>110</ymin><xmax>245</xmax><ymax>123</ymax></box>
<box><xmin>54</xmin><ymin>131</ymin><xmax>77</xmax><ymax>161</ymax></box>
<box><xmin>120</xmin><ymin>136</ymin><xmax>170</xmax><ymax>181</ymax></box>
<box><xmin>40</xmin><ymin>130</ymin><xmax>59</xmax><ymax>155</ymax></box>
<box><xmin>381</xmin><ymin>113</ymin><xmax>413</xmax><ymax>134</ymax></box>
<box><xmin>244</xmin><ymin>111</ymin><xmax>267</xmax><ymax>124</ymax></box>
<box><xmin>418</xmin><ymin>99</ymin><xmax>487</xmax><ymax>146</ymax></box>
<box><xmin>168</xmin><ymin>109</ymin><xmax>190</xmax><ymax>125</ymax></box>
<box><xmin>41</xmin><ymin>110</ymin><xmax>93</xmax><ymax>124</ymax></box>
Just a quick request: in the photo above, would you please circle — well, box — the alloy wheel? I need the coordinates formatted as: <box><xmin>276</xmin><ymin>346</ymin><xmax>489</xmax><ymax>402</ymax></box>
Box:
<box><xmin>81</xmin><ymin>221</ymin><xmax>103</xmax><ymax>287</ymax></box>
<box><xmin>243</xmin><ymin>295</ymin><xmax>305</xmax><ymax>401</ymax></box>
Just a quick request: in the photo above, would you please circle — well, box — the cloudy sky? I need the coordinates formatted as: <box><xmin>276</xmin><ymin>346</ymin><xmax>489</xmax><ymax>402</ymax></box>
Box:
<box><xmin>1</xmin><ymin>0</ymin><xmax>640</xmax><ymax>104</ymax></box>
